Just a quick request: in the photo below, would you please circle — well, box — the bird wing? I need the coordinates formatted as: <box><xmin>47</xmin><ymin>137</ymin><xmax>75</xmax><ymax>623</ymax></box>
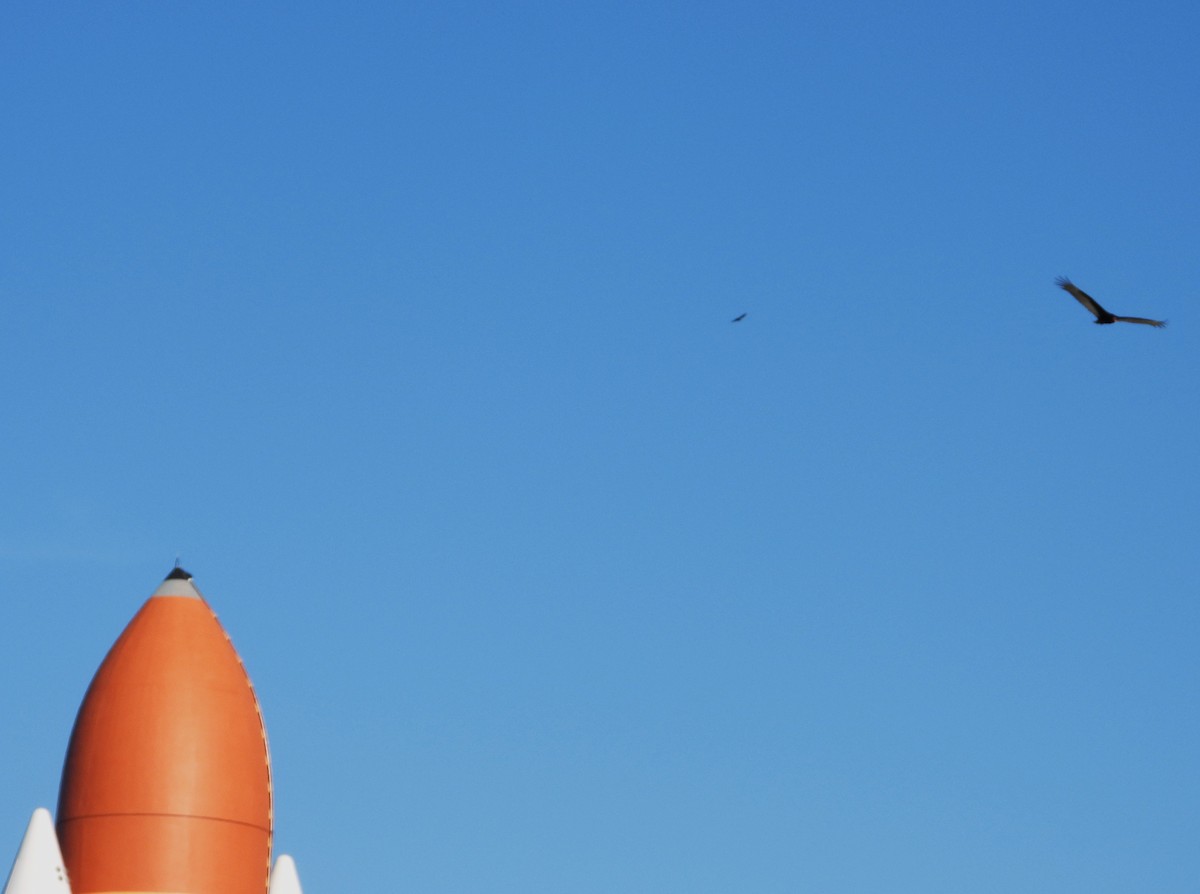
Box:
<box><xmin>1056</xmin><ymin>276</ymin><xmax>1109</xmax><ymax>319</ymax></box>
<box><xmin>1113</xmin><ymin>316</ymin><xmax>1167</xmax><ymax>328</ymax></box>
<box><xmin>731</xmin><ymin>313</ymin><xmax>746</xmax><ymax>322</ymax></box>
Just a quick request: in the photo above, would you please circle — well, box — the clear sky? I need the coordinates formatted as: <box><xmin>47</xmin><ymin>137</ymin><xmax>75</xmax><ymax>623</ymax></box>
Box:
<box><xmin>2</xmin><ymin>2</ymin><xmax>1198</xmax><ymax>892</ymax></box>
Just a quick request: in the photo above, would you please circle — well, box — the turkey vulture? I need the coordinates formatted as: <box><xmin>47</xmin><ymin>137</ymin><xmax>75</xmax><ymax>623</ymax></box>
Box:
<box><xmin>1056</xmin><ymin>277</ymin><xmax>1166</xmax><ymax>328</ymax></box>
<box><xmin>731</xmin><ymin>313</ymin><xmax>747</xmax><ymax>322</ymax></box>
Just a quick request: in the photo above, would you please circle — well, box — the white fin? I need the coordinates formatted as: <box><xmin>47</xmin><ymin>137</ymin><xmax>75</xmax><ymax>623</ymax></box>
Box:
<box><xmin>268</xmin><ymin>854</ymin><xmax>303</xmax><ymax>894</ymax></box>
<box><xmin>3</xmin><ymin>809</ymin><xmax>70</xmax><ymax>894</ymax></box>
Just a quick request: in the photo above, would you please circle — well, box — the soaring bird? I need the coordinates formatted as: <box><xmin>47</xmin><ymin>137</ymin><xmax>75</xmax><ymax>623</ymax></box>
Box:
<box><xmin>1056</xmin><ymin>277</ymin><xmax>1166</xmax><ymax>328</ymax></box>
<box><xmin>731</xmin><ymin>313</ymin><xmax>747</xmax><ymax>322</ymax></box>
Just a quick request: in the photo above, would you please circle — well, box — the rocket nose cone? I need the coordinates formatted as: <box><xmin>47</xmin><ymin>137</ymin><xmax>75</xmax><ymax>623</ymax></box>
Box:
<box><xmin>57</xmin><ymin>571</ymin><xmax>272</xmax><ymax>894</ymax></box>
<box><xmin>268</xmin><ymin>855</ymin><xmax>303</xmax><ymax>894</ymax></box>
<box><xmin>164</xmin><ymin>565</ymin><xmax>192</xmax><ymax>581</ymax></box>
<box><xmin>5</xmin><ymin>808</ymin><xmax>70</xmax><ymax>894</ymax></box>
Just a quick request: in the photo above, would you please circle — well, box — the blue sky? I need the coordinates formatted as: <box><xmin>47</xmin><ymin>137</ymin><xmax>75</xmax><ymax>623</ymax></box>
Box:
<box><xmin>2</xmin><ymin>2</ymin><xmax>1198</xmax><ymax>891</ymax></box>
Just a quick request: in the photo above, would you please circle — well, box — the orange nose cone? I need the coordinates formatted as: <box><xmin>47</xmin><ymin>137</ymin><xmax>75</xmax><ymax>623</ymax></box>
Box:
<box><xmin>56</xmin><ymin>569</ymin><xmax>272</xmax><ymax>894</ymax></box>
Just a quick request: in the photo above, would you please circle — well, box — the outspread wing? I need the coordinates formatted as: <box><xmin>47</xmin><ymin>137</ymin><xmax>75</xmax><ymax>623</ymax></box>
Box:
<box><xmin>1113</xmin><ymin>315</ymin><xmax>1167</xmax><ymax>328</ymax></box>
<box><xmin>1056</xmin><ymin>276</ymin><xmax>1109</xmax><ymax>319</ymax></box>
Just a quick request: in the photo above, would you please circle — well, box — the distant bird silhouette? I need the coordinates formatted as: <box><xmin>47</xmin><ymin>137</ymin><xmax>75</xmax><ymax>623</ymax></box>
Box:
<box><xmin>1056</xmin><ymin>277</ymin><xmax>1166</xmax><ymax>328</ymax></box>
<box><xmin>731</xmin><ymin>313</ymin><xmax>747</xmax><ymax>322</ymax></box>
